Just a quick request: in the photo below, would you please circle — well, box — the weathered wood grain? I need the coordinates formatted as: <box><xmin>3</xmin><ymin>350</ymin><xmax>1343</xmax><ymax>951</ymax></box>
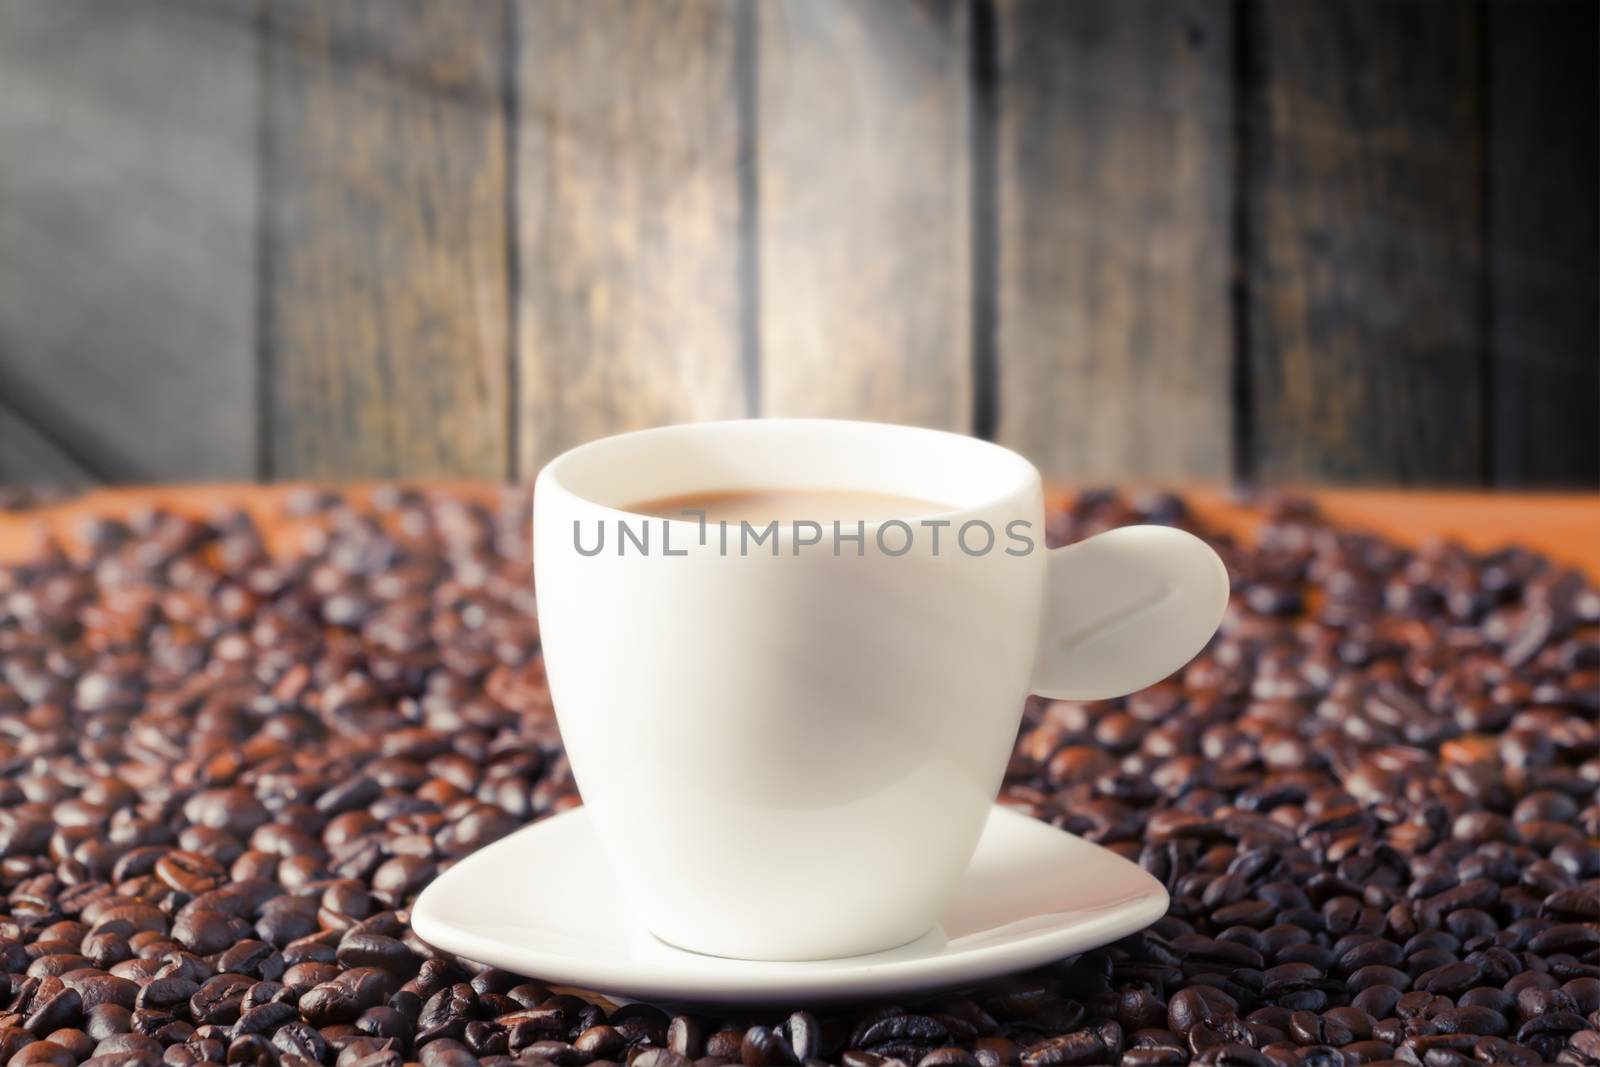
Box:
<box><xmin>0</xmin><ymin>0</ymin><xmax>257</xmax><ymax>482</ymax></box>
<box><xmin>263</xmin><ymin>0</ymin><xmax>511</xmax><ymax>480</ymax></box>
<box><xmin>515</xmin><ymin>0</ymin><xmax>747</xmax><ymax>476</ymax></box>
<box><xmin>1486</xmin><ymin>0</ymin><xmax>1599</xmax><ymax>488</ymax></box>
<box><xmin>1248</xmin><ymin>0</ymin><xmax>1484</xmax><ymax>485</ymax></box>
<box><xmin>995</xmin><ymin>0</ymin><xmax>1235</xmax><ymax>480</ymax></box>
<box><xmin>757</xmin><ymin>0</ymin><xmax>972</xmax><ymax>429</ymax></box>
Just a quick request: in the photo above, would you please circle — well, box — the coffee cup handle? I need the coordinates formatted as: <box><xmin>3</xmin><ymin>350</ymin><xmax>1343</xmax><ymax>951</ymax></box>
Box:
<box><xmin>1030</xmin><ymin>525</ymin><xmax>1230</xmax><ymax>700</ymax></box>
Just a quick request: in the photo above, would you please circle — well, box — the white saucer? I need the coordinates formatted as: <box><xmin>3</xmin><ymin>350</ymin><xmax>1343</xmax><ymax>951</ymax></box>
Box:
<box><xmin>411</xmin><ymin>804</ymin><xmax>1168</xmax><ymax>1005</ymax></box>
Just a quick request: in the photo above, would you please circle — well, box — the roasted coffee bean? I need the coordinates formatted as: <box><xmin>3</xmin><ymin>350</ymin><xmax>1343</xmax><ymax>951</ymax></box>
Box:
<box><xmin>22</xmin><ymin>979</ymin><xmax>81</xmax><ymax>1036</ymax></box>
<box><xmin>236</xmin><ymin>1003</ymin><xmax>299</xmax><ymax>1039</ymax></box>
<box><xmin>216</xmin><ymin>944</ymin><xmax>284</xmax><ymax>984</ymax></box>
<box><xmin>700</xmin><ymin>1032</ymin><xmax>744</xmax><ymax>1061</ymax></box>
<box><xmin>9</xmin><ymin>1041</ymin><xmax>75</xmax><ymax>1067</ymax></box>
<box><xmin>503</xmin><ymin>1010</ymin><xmax>567</xmax><ymax>1052</ymax></box>
<box><xmin>577</xmin><ymin>1027</ymin><xmax>627</xmax><ymax>1059</ymax></box>
<box><xmin>854</xmin><ymin>1015</ymin><xmax>947</xmax><ymax>1050</ymax></box>
<box><xmin>227</xmin><ymin>1032</ymin><xmax>280</xmax><ymax>1067</ymax></box>
<box><xmin>1112</xmin><ymin>991</ymin><xmax>1166</xmax><ymax>1033</ymax></box>
<box><xmin>92</xmin><ymin>1033</ymin><xmax>164</xmax><ymax>1058</ymax></box>
<box><xmin>632</xmin><ymin>1052</ymin><xmax>692</xmax><ymax>1067</ymax></box>
<box><xmin>137</xmin><ymin>978</ymin><xmax>199</xmax><ymax>1014</ymax></box>
<box><xmin>334</xmin><ymin>936</ymin><xmax>414</xmax><ymax>977</ymax></box>
<box><xmin>1168</xmin><ymin>988</ymin><xmax>1231</xmax><ymax>1035</ymax></box>
<box><xmin>300</xmin><ymin>978</ymin><xmax>372</xmax><ymax>1029</ymax></box>
<box><xmin>604</xmin><ymin>1003</ymin><xmax>662</xmax><ymax>1043</ymax></box>
<box><xmin>1119</xmin><ymin>1051</ymin><xmax>1184</xmax><ymax>1067</ymax></box>
<box><xmin>190</xmin><ymin>975</ymin><xmax>254</xmax><ymax>1027</ymax></box>
<box><xmin>270</xmin><ymin>1022</ymin><xmax>329</xmax><ymax>1064</ymax></box>
<box><xmin>1347</xmin><ymin>964</ymin><xmax>1409</xmax><ymax>994</ymax></box>
<box><xmin>916</xmin><ymin>1049</ymin><xmax>977</xmax><ymax>1067</ymax></box>
<box><xmin>1018</xmin><ymin>1031</ymin><xmax>1103</xmax><ymax>1065</ymax></box>
<box><xmin>335</xmin><ymin>1037</ymin><xmax>400</xmax><ymax>1067</ymax></box>
<box><xmin>354</xmin><ymin>1007</ymin><xmax>410</xmax><ymax>1044</ymax></box>
<box><xmin>666</xmin><ymin>1017</ymin><xmax>703</xmax><ymax>1060</ymax></box>
<box><xmin>0</xmin><ymin>1032</ymin><xmax>30</xmax><ymax>1066</ymax></box>
<box><xmin>463</xmin><ymin>1021</ymin><xmax>507</xmax><ymax>1058</ymax></box>
<box><xmin>1430</xmin><ymin>1004</ymin><xmax>1507</xmax><ymax>1036</ymax></box>
<box><xmin>417</xmin><ymin>1039</ymin><xmax>477</xmax><ymax>1067</ymax></box>
<box><xmin>241</xmin><ymin>983</ymin><xmax>289</xmax><ymax>1013</ymax></box>
<box><xmin>42</xmin><ymin>1030</ymin><xmax>91</xmax><ymax>1061</ymax></box>
<box><xmin>1416</xmin><ymin>961</ymin><xmax>1482</xmax><ymax>997</ymax></box>
<box><xmin>76</xmin><ymin>977</ymin><xmax>138</xmax><ymax>1014</ymax></box>
<box><xmin>739</xmin><ymin>1027</ymin><xmax>793</xmax><ymax>1067</ymax></box>
<box><xmin>416</xmin><ymin>985</ymin><xmax>476</xmax><ymax>1045</ymax></box>
<box><xmin>83</xmin><ymin>1006</ymin><xmax>132</xmax><ymax>1043</ymax></box>
<box><xmin>172</xmin><ymin>912</ymin><xmax>248</xmax><ymax>957</ymax></box>
<box><xmin>527</xmin><ymin>1040</ymin><xmax>592</xmax><ymax>1066</ymax></box>
<box><xmin>154</xmin><ymin>853</ymin><xmax>225</xmax><ymax>896</ymax></box>
<box><xmin>970</xmin><ymin>1035</ymin><xmax>1019</xmax><ymax>1067</ymax></box>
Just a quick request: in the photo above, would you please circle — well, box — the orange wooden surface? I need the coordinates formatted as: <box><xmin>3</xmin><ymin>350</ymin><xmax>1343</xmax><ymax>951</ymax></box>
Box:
<box><xmin>1194</xmin><ymin>490</ymin><xmax>1600</xmax><ymax>577</ymax></box>
<box><xmin>1</xmin><ymin>484</ymin><xmax>1596</xmax><ymax>578</ymax></box>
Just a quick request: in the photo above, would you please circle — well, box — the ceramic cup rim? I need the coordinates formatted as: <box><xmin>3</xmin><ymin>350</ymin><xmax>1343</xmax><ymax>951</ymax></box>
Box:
<box><xmin>535</xmin><ymin>418</ymin><xmax>1042</xmax><ymax>531</ymax></box>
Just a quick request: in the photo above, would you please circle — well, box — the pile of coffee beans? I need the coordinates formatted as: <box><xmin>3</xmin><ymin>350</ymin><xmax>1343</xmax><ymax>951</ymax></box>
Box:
<box><xmin>0</xmin><ymin>486</ymin><xmax>1594</xmax><ymax>1067</ymax></box>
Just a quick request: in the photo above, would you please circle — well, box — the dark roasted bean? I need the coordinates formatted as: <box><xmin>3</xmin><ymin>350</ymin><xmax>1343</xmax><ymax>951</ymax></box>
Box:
<box><xmin>1429</xmin><ymin>1004</ymin><xmax>1507</xmax><ymax>1036</ymax></box>
<box><xmin>42</xmin><ymin>1031</ymin><xmax>90</xmax><ymax>1061</ymax></box>
<box><xmin>334</xmin><ymin>1037</ymin><xmax>399</xmax><ymax>1067</ymax></box>
<box><xmin>92</xmin><ymin>1034</ymin><xmax>164</xmax><ymax>1059</ymax></box>
<box><xmin>738</xmin><ymin>1027</ymin><xmax>791</xmax><ymax>1067</ymax></box>
<box><xmin>417</xmin><ymin>1039</ymin><xmax>476</xmax><ymax>1067</ymax></box>
<box><xmin>76</xmin><ymin>977</ymin><xmax>138</xmax><ymax>1014</ymax></box>
<box><xmin>83</xmin><ymin>1006</ymin><xmax>132</xmax><ymax>1043</ymax></box>
<box><xmin>704</xmin><ymin>1033</ymin><xmax>743</xmax><ymax>1061</ymax></box>
<box><xmin>1168</xmin><ymin>988</ymin><xmax>1232</xmax><ymax>1035</ymax></box>
<box><xmin>228</xmin><ymin>1032</ymin><xmax>280</xmax><ymax>1067</ymax></box>
<box><xmin>190</xmin><ymin>975</ymin><xmax>253</xmax><ymax>1028</ymax></box>
<box><xmin>417</xmin><ymin>985</ymin><xmax>475</xmax><ymax>1045</ymax></box>
<box><xmin>137</xmin><ymin>978</ymin><xmax>199</xmax><ymax>1014</ymax></box>
<box><xmin>270</xmin><ymin>1022</ymin><xmax>329</xmax><ymax>1064</ymax></box>
<box><xmin>665</xmin><ymin>1018</ymin><xmax>702</xmax><ymax>1060</ymax></box>
<box><xmin>22</xmin><ymin>979</ymin><xmax>81</xmax><ymax>1036</ymax></box>
<box><xmin>1018</xmin><ymin>1032</ymin><xmax>1103</xmax><ymax>1066</ymax></box>
<box><xmin>334</xmin><ymin>936</ymin><xmax>414</xmax><ymax>978</ymax></box>
<box><xmin>241</xmin><ymin>983</ymin><xmax>289</xmax><ymax>1013</ymax></box>
<box><xmin>463</xmin><ymin>1021</ymin><xmax>506</xmax><ymax>1057</ymax></box>
<box><xmin>10</xmin><ymin>1041</ymin><xmax>75</xmax><ymax>1067</ymax></box>
<box><xmin>970</xmin><ymin>1035</ymin><xmax>1018</xmax><ymax>1067</ymax></box>
<box><xmin>172</xmin><ymin>912</ymin><xmax>248</xmax><ymax>957</ymax></box>
<box><xmin>1119</xmin><ymin>1051</ymin><xmax>1183</xmax><ymax>1067</ymax></box>
<box><xmin>216</xmin><ymin>945</ymin><xmax>283</xmax><ymax>984</ymax></box>
<box><xmin>917</xmin><ymin>1049</ymin><xmax>976</xmax><ymax>1067</ymax></box>
<box><xmin>236</xmin><ymin>1004</ymin><xmax>299</xmax><ymax>1039</ymax></box>
<box><xmin>855</xmin><ymin>1015</ymin><xmax>947</xmax><ymax>1050</ymax></box>
<box><xmin>577</xmin><ymin>1027</ymin><xmax>627</xmax><ymax>1059</ymax></box>
<box><xmin>780</xmin><ymin>1013</ymin><xmax>821</xmax><ymax>1062</ymax></box>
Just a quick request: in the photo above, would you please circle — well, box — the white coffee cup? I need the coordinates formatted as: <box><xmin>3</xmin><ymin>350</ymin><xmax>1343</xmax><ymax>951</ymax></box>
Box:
<box><xmin>534</xmin><ymin>419</ymin><xmax>1228</xmax><ymax>961</ymax></box>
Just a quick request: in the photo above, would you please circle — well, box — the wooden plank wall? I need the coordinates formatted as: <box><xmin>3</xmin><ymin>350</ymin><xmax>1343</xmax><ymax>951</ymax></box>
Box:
<box><xmin>0</xmin><ymin>0</ymin><xmax>1594</xmax><ymax>488</ymax></box>
<box><xmin>1248</xmin><ymin>0</ymin><xmax>1486</xmax><ymax>485</ymax></box>
<box><xmin>1485</xmin><ymin>0</ymin><xmax>1600</xmax><ymax>487</ymax></box>
<box><xmin>262</xmin><ymin>0</ymin><xmax>513</xmax><ymax>480</ymax></box>
<box><xmin>0</xmin><ymin>0</ymin><xmax>257</xmax><ymax>483</ymax></box>
<box><xmin>515</xmin><ymin>0</ymin><xmax>748</xmax><ymax>473</ymax></box>
<box><xmin>995</xmin><ymin>0</ymin><xmax>1235</xmax><ymax>480</ymax></box>
<box><xmin>758</xmin><ymin>0</ymin><xmax>972</xmax><ymax>431</ymax></box>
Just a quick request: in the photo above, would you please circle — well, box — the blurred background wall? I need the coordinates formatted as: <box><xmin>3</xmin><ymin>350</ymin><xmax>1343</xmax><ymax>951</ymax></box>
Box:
<box><xmin>0</xmin><ymin>0</ymin><xmax>1594</xmax><ymax>489</ymax></box>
